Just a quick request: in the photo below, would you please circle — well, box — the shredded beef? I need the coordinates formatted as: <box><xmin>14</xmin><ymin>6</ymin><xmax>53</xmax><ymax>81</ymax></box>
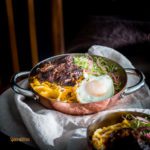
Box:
<box><xmin>106</xmin><ymin>127</ymin><xmax>150</xmax><ymax>150</ymax></box>
<box><xmin>37</xmin><ymin>56</ymin><xmax>82</xmax><ymax>86</ymax></box>
<box><xmin>106</xmin><ymin>128</ymin><xmax>142</xmax><ymax>150</ymax></box>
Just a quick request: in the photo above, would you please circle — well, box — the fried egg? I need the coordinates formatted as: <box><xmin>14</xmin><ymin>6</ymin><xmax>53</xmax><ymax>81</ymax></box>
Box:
<box><xmin>76</xmin><ymin>75</ymin><xmax>114</xmax><ymax>103</ymax></box>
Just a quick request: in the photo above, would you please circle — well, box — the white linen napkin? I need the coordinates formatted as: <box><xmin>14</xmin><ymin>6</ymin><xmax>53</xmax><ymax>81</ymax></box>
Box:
<box><xmin>0</xmin><ymin>45</ymin><xmax>150</xmax><ymax>150</ymax></box>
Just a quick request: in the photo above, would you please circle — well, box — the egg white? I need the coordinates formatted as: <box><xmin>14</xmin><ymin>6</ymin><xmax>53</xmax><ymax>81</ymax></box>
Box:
<box><xmin>76</xmin><ymin>75</ymin><xmax>114</xmax><ymax>103</ymax></box>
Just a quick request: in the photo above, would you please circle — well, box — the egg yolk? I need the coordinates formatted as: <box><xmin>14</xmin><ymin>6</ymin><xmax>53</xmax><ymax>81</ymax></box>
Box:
<box><xmin>85</xmin><ymin>80</ymin><xmax>107</xmax><ymax>97</ymax></box>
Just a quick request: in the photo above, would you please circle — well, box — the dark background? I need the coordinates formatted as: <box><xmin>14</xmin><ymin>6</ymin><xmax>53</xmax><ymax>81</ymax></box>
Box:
<box><xmin>0</xmin><ymin>0</ymin><xmax>150</xmax><ymax>89</ymax></box>
<box><xmin>0</xmin><ymin>0</ymin><xmax>150</xmax><ymax>91</ymax></box>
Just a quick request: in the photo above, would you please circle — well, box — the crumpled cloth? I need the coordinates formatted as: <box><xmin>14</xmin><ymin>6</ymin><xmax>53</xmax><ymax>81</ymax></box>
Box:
<box><xmin>0</xmin><ymin>45</ymin><xmax>150</xmax><ymax>150</ymax></box>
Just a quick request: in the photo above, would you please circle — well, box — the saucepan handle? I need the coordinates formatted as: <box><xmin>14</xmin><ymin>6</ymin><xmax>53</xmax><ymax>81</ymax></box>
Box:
<box><xmin>11</xmin><ymin>71</ymin><xmax>38</xmax><ymax>100</ymax></box>
<box><xmin>121</xmin><ymin>68</ymin><xmax>145</xmax><ymax>98</ymax></box>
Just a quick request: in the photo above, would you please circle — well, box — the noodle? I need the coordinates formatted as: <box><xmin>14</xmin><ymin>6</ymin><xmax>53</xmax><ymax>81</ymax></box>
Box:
<box><xmin>92</xmin><ymin>119</ymin><xmax>130</xmax><ymax>150</ymax></box>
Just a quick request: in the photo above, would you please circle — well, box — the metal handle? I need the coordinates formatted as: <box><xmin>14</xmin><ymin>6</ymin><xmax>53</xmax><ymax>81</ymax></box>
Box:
<box><xmin>11</xmin><ymin>71</ymin><xmax>38</xmax><ymax>100</ymax></box>
<box><xmin>121</xmin><ymin>68</ymin><xmax>145</xmax><ymax>98</ymax></box>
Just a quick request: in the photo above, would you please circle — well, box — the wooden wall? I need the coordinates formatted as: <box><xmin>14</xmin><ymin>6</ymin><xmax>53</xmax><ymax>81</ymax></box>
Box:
<box><xmin>0</xmin><ymin>0</ymin><xmax>64</xmax><ymax>90</ymax></box>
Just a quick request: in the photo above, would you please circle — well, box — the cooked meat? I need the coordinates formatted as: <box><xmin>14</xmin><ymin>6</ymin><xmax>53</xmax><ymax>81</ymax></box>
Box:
<box><xmin>106</xmin><ymin>128</ymin><xmax>142</xmax><ymax>150</ymax></box>
<box><xmin>37</xmin><ymin>56</ymin><xmax>83</xmax><ymax>86</ymax></box>
<box><xmin>39</xmin><ymin>62</ymin><xmax>55</xmax><ymax>73</ymax></box>
<box><xmin>133</xmin><ymin>127</ymin><xmax>150</xmax><ymax>150</ymax></box>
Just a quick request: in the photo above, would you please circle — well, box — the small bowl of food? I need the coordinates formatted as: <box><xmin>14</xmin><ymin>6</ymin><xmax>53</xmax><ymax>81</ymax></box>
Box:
<box><xmin>87</xmin><ymin>111</ymin><xmax>150</xmax><ymax>150</ymax></box>
<box><xmin>11</xmin><ymin>53</ymin><xmax>145</xmax><ymax>115</ymax></box>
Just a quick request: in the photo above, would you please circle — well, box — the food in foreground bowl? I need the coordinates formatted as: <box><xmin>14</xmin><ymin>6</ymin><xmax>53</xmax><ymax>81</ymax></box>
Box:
<box><xmin>30</xmin><ymin>54</ymin><xmax>123</xmax><ymax>103</ymax></box>
<box><xmin>92</xmin><ymin>114</ymin><xmax>150</xmax><ymax>150</ymax></box>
